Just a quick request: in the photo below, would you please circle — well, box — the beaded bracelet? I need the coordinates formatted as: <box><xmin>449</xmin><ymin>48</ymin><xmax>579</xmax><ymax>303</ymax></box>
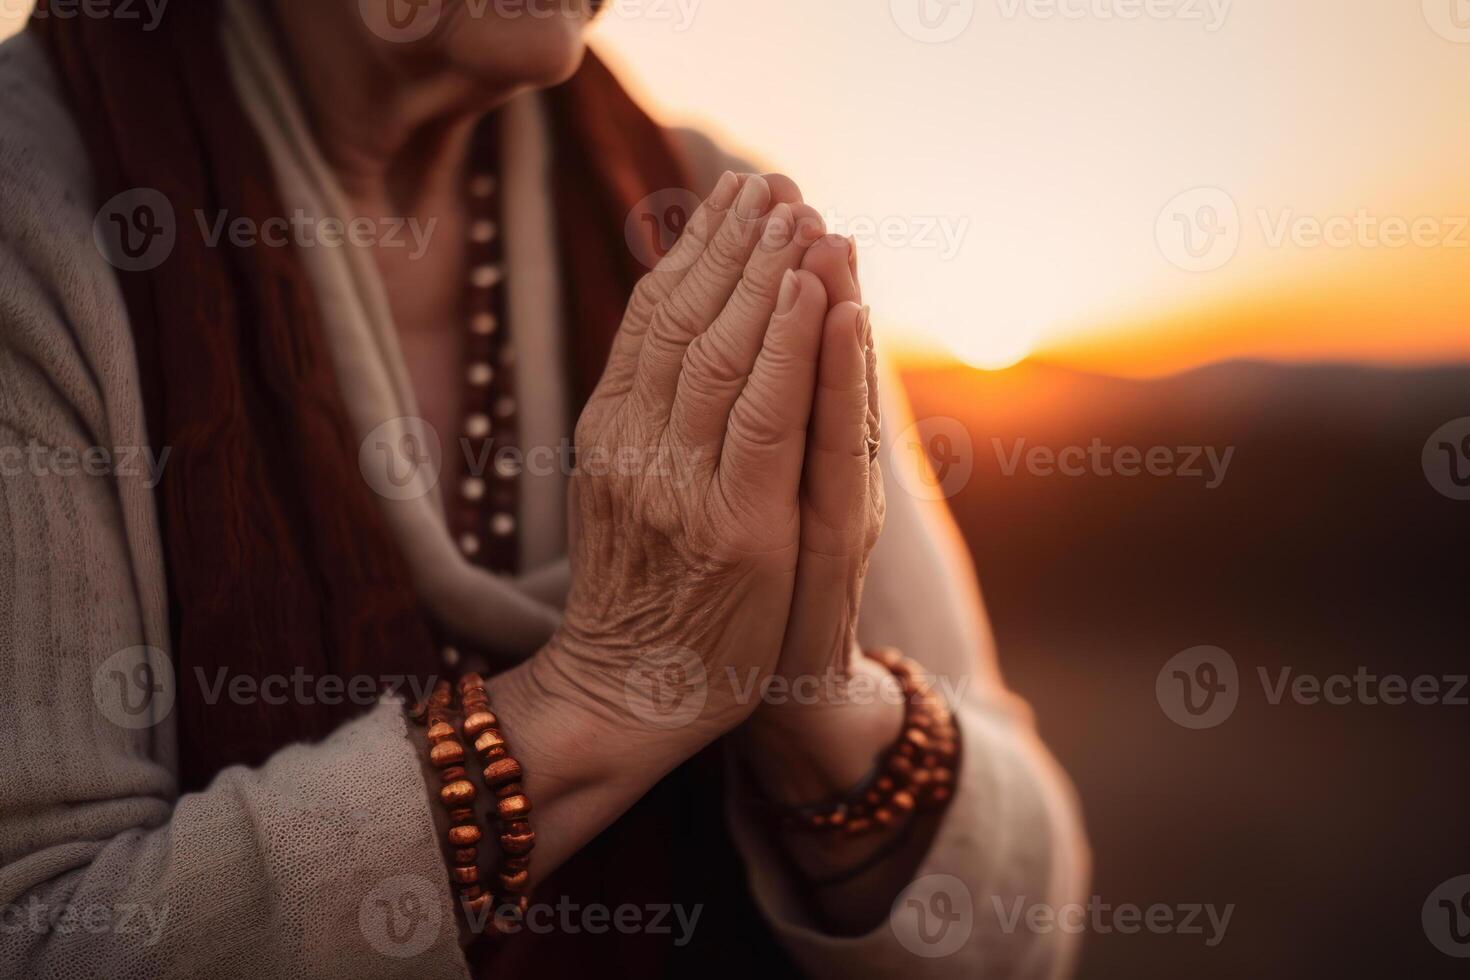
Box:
<box><xmin>457</xmin><ymin>672</ymin><xmax>536</xmax><ymax>928</ymax></box>
<box><xmin>773</xmin><ymin>648</ymin><xmax>960</xmax><ymax>836</ymax></box>
<box><xmin>412</xmin><ymin>680</ymin><xmax>495</xmax><ymax>925</ymax></box>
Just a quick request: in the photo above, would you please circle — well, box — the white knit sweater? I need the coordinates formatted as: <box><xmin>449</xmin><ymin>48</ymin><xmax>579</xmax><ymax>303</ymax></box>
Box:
<box><xmin>0</xmin><ymin>13</ymin><xmax>1087</xmax><ymax>979</ymax></box>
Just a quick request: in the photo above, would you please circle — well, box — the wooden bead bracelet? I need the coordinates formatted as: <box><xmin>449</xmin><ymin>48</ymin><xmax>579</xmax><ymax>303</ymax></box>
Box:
<box><xmin>409</xmin><ymin>673</ymin><xmax>535</xmax><ymax>935</ymax></box>
<box><xmin>458</xmin><ymin>671</ymin><xmax>536</xmax><ymax>924</ymax></box>
<box><xmin>772</xmin><ymin>648</ymin><xmax>961</xmax><ymax>837</ymax></box>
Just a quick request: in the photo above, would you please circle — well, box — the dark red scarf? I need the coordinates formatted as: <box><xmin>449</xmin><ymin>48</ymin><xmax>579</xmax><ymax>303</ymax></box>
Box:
<box><xmin>32</xmin><ymin>2</ymin><xmax>793</xmax><ymax>975</ymax></box>
<box><xmin>29</xmin><ymin>0</ymin><xmax>682</xmax><ymax>781</ymax></box>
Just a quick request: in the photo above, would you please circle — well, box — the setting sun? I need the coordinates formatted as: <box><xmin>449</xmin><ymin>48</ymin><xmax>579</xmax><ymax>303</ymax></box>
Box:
<box><xmin>586</xmin><ymin>0</ymin><xmax>1470</xmax><ymax>375</ymax></box>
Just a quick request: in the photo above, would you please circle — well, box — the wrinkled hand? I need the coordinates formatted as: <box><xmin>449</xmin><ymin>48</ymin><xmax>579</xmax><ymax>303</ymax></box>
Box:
<box><xmin>547</xmin><ymin>171</ymin><xmax>835</xmax><ymax>738</ymax></box>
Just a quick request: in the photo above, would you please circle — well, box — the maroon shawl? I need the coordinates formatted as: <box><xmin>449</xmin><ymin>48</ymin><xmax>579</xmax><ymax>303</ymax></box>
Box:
<box><xmin>32</xmin><ymin>1</ymin><xmax>791</xmax><ymax>974</ymax></box>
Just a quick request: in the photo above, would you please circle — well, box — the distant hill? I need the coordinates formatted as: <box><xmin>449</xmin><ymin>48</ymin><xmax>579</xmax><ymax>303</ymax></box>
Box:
<box><xmin>898</xmin><ymin>359</ymin><xmax>1470</xmax><ymax>980</ymax></box>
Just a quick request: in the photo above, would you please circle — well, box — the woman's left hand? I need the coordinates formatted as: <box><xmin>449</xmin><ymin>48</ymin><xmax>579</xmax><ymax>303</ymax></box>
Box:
<box><xmin>738</xmin><ymin>233</ymin><xmax>900</xmax><ymax>807</ymax></box>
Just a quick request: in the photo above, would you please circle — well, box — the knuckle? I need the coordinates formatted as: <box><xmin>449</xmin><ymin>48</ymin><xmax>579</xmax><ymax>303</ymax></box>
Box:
<box><xmin>650</xmin><ymin>291</ymin><xmax>704</xmax><ymax>343</ymax></box>
<box><xmin>706</xmin><ymin>227</ymin><xmax>749</xmax><ymax>274</ymax></box>
<box><xmin>625</xmin><ymin>274</ymin><xmax>662</xmax><ymax>323</ymax></box>
<box><xmin>683</xmin><ymin>332</ymin><xmax>747</xmax><ymax>388</ymax></box>
<box><xmin>727</xmin><ymin>392</ymin><xmax>794</xmax><ymax>451</ymax></box>
<box><xmin>737</xmin><ymin>262</ymin><xmax>783</xmax><ymax>311</ymax></box>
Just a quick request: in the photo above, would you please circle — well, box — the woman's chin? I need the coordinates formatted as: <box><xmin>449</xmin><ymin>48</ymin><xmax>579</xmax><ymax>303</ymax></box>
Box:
<box><xmin>449</xmin><ymin>21</ymin><xmax>589</xmax><ymax>90</ymax></box>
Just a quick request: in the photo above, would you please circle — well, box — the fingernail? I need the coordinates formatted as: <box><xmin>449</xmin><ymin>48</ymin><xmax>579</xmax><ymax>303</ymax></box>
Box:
<box><xmin>763</xmin><ymin>203</ymin><xmax>795</xmax><ymax>249</ymax></box>
<box><xmin>847</xmin><ymin>236</ymin><xmax>859</xmax><ymax>279</ymax></box>
<box><xmin>710</xmin><ymin>171</ymin><xmax>739</xmax><ymax>210</ymax></box>
<box><xmin>776</xmin><ymin>269</ymin><xmax>801</xmax><ymax>315</ymax></box>
<box><xmin>735</xmin><ymin>175</ymin><xmax>770</xmax><ymax>219</ymax></box>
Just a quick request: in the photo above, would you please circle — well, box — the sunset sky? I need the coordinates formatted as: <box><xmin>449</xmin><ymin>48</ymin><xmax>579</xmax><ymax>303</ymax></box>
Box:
<box><xmin>6</xmin><ymin>1</ymin><xmax>1467</xmax><ymax>376</ymax></box>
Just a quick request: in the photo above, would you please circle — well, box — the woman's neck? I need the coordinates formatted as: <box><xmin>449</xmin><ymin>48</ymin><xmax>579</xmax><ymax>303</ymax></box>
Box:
<box><xmin>264</xmin><ymin>2</ymin><xmax>516</xmax><ymax>213</ymax></box>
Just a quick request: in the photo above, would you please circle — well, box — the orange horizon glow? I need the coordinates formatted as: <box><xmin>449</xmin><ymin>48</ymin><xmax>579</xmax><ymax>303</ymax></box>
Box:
<box><xmin>588</xmin><ymin>1</ymin><xmax>1470</xmax><ymax>378</ymax></box>
<box><xmin>4</xmin><ymin>3</ymin><xmax>1466</xmax><ymax>379</ymax></box>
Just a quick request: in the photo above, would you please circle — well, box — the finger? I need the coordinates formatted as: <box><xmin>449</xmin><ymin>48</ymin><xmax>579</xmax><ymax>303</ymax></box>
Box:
<box><xmin>800</xmin><ymin>233</ymin><xmax>861</xmax><ymax>307</ymax></box>
<box><xmin>762</xmin><ymin>172</ymin><xmax>804</xmax><ymax>207</ymax></box>
<box><xmin>631</xmin><ymin>174</ymin><xmax>774</xmax><ymax>424</ymax></box>
<box><xmin>803</xmin><ymin>301</ymin><xmax>871</xmax><ymax>543</ymax></box>
<box><xmin>671</xmin><ymin>202</ymin><xmax>828</xmax><ymax>449</ymax></box>
<box><xmin>717</xmin><ymin>269</ymin><xmax>829</xmax><ymax>513</ymax></box>
<box><xmin>592</xmin><ymin>171</ymin><xmax>744</xmax><ymax>404</ymax></box>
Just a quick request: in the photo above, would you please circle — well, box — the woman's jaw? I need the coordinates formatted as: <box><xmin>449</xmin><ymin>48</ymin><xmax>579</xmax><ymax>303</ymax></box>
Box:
<box><xmin>265</xmin><ymin>0</ymin><xmax>594</xmax><ymax>200</ymax></box>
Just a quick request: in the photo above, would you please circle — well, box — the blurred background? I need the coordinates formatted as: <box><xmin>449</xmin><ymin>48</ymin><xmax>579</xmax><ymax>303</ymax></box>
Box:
<box><xmin>6</xmin><ymin>1</ymin><xmax>1467</xmax><ymax>975</ymax></box>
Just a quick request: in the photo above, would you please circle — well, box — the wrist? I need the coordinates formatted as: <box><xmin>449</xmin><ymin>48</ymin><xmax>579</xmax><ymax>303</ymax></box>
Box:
<box><xmin>740</xmin><ymin>652</ymin><xmax>905</xmax><ymax>807</ymax></box>
<box><xmin>480</xmin><ymin>641</ymin><xmax>724</xmax><ymax>878</ymax></box>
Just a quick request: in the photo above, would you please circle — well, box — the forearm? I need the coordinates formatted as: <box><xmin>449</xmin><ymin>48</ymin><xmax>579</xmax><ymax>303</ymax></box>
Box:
<box><xmin>0</xmin><ymin>702</ymin><xmax>466</xmax><ymax>979</ymax></box>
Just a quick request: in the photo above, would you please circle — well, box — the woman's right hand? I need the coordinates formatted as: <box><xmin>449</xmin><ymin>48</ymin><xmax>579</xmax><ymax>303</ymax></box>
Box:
<box><xmin>547</xmin><ymin>171</ymin><xmax>833</xmax><ymax>740</ymax></box>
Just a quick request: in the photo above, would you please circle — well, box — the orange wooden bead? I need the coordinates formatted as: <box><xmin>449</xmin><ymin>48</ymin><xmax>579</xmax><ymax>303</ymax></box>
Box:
<box><xmin>891</xmin><ymin>790</ymin><xmax>916</xmax><ymax>814</ymax></box>
<box><xmin>501</xmin><ymin>855</ymin><xmax>530</xmax><ymax>872</ymax></box>
<box><xmin>430</xmin><ymin>740</ymin><xmax>465</xmax><ymax>767</ymax></box>
<box><xmin>463</xmin><ymin>892</ymin><xmax>492</xmax><ymax>920</ymax></box>
<box><xmin>426</xmin><ymin>721</ymin><xmax>455</xmax><ymax>745</ymax></box>
<box><xmin>474</xmin><ymin>729</ymin><xmax>506</xmax><ymax>756</ymax></box>
<box><xmin>448</xmin><ymin>823</ymin><xmax>482</xmax><ymax>846</ymax></box>
<box><xmin>448</xmin><ymin>807</ymin><xmax>474</xmax><ymax>823</ymax></box>
<box><xmin>453</xmin><ymin>846</ymin><xmax>478</xmax><ymax>864</ymax></box>
<box><xmin>463</xmin><ymin>711</ymin><xmax>498</xmax><ymax>738</ymax></box>
<box><xmin>439</xmin><ymin>766</ymin><xmax>467</xmax><ymax>783</ymax></box>
<box><xmin>497</xmin><ymin>794</ymin><xmax>531</xmax><ymax>820</ymax></box>
<box><xmin>457</xmin><ymin>673</ymin><xmax>484</xmax><ymax>693</ymax></box>
<box><xmin>451</xmin><ymin>865</ymin><xmax>479</xmax><ymax>885</ymax></box>
<box><xmin>500</xmin><ymin>827</ymin><xmax>536</xmax><ymax>855</ymax></box>
<box><xmin>440</xmin><ymin>779</ymin><xmax>476</xmax><ymax>807</ymax></box>
<box><xmin>482</xmin><ymin>757</ymin><xmax>522</xmax><ymax>787</ymax></box>
<box><xmin>845</xmin><ymin>817</ymin><xmax>873</xmax><ymax>835</ymax></box>
<box><xmin>499</xmin><ymin>869</ymin><xmax>529</xmax><ymax>893</ymax></box>
<box><xmin>495</xmin><ymin>781</ymin><xmax>524</xmax><ymax>800</ymax></box>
